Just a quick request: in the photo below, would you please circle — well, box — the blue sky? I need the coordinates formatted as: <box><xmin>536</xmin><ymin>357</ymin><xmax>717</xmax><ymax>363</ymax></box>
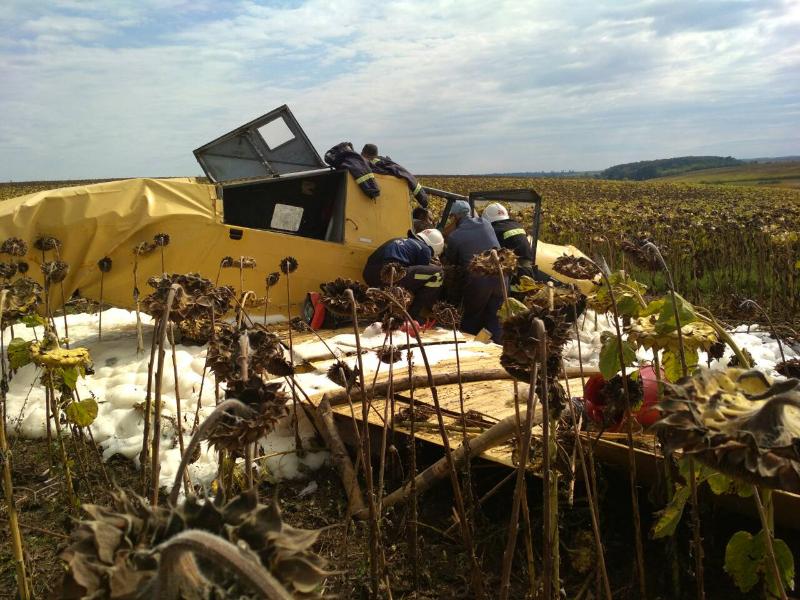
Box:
<box><xmin>1</xmin><ymin>0</ymin><xmax>798</xmax><ymax>180</ymax></box>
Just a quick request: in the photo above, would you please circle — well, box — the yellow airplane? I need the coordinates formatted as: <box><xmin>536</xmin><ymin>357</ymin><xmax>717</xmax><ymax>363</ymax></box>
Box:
<box><xmin>0</xmin><ymin>106</ymin><xmax>595</xmax><ymax>319</ymax></box>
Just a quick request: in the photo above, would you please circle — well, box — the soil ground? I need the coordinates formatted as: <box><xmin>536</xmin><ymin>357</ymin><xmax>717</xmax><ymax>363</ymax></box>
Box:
<box><xmin>2</xmin><ymin>433</ymin><xmax>798</xmax><ymax>599</ymax></box>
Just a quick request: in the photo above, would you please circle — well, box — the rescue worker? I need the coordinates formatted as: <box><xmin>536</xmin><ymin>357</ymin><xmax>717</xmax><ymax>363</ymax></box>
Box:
<box><xmin>363</xmin><ymin>229</ymin><xmax>445</xmax><ymax>319</ymax></box>
<box><xmin>443</xmin><ymin>200</ymin><xmax>505</xmax><ymax>341</ymax></box>
<box><xmin>412</xmin><ymin>207</ymin><xmax>434</xmax><ymax>233</ymax></box>
<box><xmin>481</xmin><ymin>202</ymin><xmax>535</xmax><ymax>295</ymax></box>
<box><xmin>361</xmin><ymin>144</ymin><xmax>429</xmax><ymax>207</ymax></box>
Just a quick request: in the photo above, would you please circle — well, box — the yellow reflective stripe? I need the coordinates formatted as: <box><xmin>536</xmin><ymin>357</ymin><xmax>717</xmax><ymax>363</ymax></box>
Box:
<box><xmin>413</xmin><ymin>272</ymin><xmax>442</xmax><ymax>287</ymax></box>
<box><xmin>370</xmin><ymin>157</ymin><xmax>380</xmax><ymax>164</ymax></box>
<box><xmin>355</xmin><ymin>173</ymin><xmax>375</xmax><ymax>184</ymax></box>
<box><xmin>503</xmin><ymin>228</ymin><xmax>526</xmax><ymax>240</ymax></box>
<box><xmin>413</xmin><ymin>183</ymin><xmax>422</xmax><ymax>195</ymax></box>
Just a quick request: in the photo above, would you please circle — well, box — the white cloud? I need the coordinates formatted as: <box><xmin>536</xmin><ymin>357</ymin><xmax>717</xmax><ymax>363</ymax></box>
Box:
<box><xmin>0</xmin><ymin>0</ymin><xmax>798</xmax><ymax>179</ymax></box>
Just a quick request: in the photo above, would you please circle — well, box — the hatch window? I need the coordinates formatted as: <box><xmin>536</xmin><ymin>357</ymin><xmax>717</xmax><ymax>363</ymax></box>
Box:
<box><xmin>257</xmin><ymin>117</ymin><xmax>295</xmax><ymax>150</ymax></box>
<box><xmin>221</xmin><ymin>170</ymin><xmax>347</xmax><ymax>243</ymax></box>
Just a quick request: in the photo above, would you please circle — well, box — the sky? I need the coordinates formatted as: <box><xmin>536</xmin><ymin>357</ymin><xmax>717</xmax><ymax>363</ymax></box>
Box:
<box><xmin>1</xmin><ymin>0</ymin><xmax>798</xmax><ymax>180</ymax></box>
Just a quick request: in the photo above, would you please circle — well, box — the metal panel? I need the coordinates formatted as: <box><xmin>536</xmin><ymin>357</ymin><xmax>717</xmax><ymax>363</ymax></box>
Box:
<box><xmin>194</xmin><ymin>105</ymin><xmax>326</xmax><ymax>182</ymax></box>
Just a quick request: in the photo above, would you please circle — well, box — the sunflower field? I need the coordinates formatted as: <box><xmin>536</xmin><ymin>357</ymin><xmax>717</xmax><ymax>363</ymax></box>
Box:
<box><xmin>422</xmin><ymin>176</ymin><xmax>800</xmax><ymax>328</ymax></box>
<box><xmin>3</xmin><ymin>176</ymin><xmax>799</xmax><ymax>327</ymax></box>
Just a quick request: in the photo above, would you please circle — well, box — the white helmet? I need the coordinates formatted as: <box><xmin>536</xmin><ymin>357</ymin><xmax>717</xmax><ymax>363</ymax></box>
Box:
<box><xmin>417</xmin><ymin>228</ymin><xmax>444</xmax><ymax>257</ymax></box>
<box><xmin>482</xmin><ymin>202</ymin><xmax>509</xmax><ymax>223</ymax></box>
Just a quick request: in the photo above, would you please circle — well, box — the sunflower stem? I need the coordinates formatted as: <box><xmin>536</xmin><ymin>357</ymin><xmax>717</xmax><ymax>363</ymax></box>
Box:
<box><xmin>596</xmin><ymin>263</ymin><xmax>648</xmax><ymax>598</ymax></box>
<box><xmin>344</xmin><ymin>288</ymin><xmax>381</xmax><ymax>599</ymax></box>
<box><xmin>168</xmin><ymin>398</ymin><xmax>250</xmax><ymax>505</ymax></box>
<box><xmin>368</xmin><ymin>288</ymin><xmax>486</xmax><ymax>599</ymax></box>
<box><xmin>151</xmin><ymin>284</ymin><xmax>180</xmax><ymax>506</ymax></box>
<box><xmin>753</xmin><ymin>487</ymin><xmax>788</xmax><ymax>600</ymax></box>
<box><xmin>0</xmin><ymin>291</ymin><xmax>32</xmax><ymax>600</ymax></box>
<box><xmin>499</xmin><ymin>323</ymin><xmax>541</xmax><ymax>600</ymax></box>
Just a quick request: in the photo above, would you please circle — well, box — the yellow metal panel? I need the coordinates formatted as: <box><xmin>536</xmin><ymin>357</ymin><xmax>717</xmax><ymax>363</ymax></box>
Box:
<box><xmin>343</xmin><ymin>173</ymin><xmax>413</xmax><ymax>248</ymax></box>
<box><xmin>0</xmin><ymin>175</ymin><xmax>414</xmax><ymax>315</ymax></box>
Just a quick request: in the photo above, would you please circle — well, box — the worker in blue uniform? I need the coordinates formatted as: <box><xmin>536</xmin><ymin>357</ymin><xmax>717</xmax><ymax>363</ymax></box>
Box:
<box><xmin>363</xmin><ymin>229</ymin><xmax>445</xmax><ymax>319</ymax></box>
<box><xmin>443</xmin><ymin>200</ymin><xmax>506</xmax><ymax>341</ymax></box>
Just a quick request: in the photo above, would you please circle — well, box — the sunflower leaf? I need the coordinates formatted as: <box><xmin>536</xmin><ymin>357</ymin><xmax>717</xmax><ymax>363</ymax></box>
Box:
<box><xmin>725</xmin><ymin>530</ymin><xmax>760</xmax><ymax>593</ymax></box>
<box><xmin>652</xmin><ymin>483</ymin><xmax>691</xmax><ymax>539</ymax></box>
<box><xmin>654</xmin><ymin>293</ymin><xmax>697</xmax><ymax>334</ymax></box>
<box><xmin>8</xmin><ymin>337</ymin><xmax>33</xmax><ymax>370</ymax></box>
<box><xmin>599</xmin><ymin>333</ymin><xmax>637</xmax><ymax>379</ymax></box>
<box><xmin>65</xmin><ymin>397</ymin><xmax>98</xmax><ymax>427</ymax></box>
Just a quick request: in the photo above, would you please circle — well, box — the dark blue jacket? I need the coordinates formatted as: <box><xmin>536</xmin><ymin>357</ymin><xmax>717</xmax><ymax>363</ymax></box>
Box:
<box><xmin>370</xmin><ymin>156</ymin><xmax>429</xmax><ymax>207</ymax></box>
<box><xmin>324</xmin><ymin>142</ymin><xmax>380</xmax><ymax>198</ymax></box>
<box><xmin>444</xmin><ymin>217</ymin><xmax>499</xmax><ymax>268</ymax></box>
<box><xmin>365</xmin><ymin>235</ymin><xmax>432</xmax><ymax>270</ymax></box>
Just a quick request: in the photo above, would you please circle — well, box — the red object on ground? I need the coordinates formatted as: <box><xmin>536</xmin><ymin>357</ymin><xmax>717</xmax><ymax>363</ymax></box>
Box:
<box><xmin>309</xmin><ymin>292</ymin><xmax>327</xmax><ymax>330</ymax></box>
<box><xmin>399</xmin><ymin>319</ymin><xmax>422</xmax><ymax>336</ymax></box>
<box><xmin>421</xmin><ymin>318</ymin><xmax>437</xmax><ymax>332</ymax></box>
<box><xmin>584</xmin><ymin>366</ymin><xmax>663</xmax><ymax>431</ymax></box>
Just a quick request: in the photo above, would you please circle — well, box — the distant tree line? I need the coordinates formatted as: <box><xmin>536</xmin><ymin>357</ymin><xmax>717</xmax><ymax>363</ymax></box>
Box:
<box><xmin>600</xmin><ymin>156</ymin><xmax>741</xmax><ymax>181</ymax></box>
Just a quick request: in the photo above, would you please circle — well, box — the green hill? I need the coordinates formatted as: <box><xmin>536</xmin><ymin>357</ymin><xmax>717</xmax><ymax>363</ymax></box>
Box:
<box><xmin>601</xmin><ymin>156</ymin><xmax>741</xmax><ymax>181</ymax></box>
<box><xmin>656</xmin><ymin>160</ymin><xmax>800</xmax><ymax>188</ymax></box>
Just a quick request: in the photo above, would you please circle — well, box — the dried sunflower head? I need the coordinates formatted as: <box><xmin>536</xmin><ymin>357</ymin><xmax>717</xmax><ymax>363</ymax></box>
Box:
<box><xmin>320</xmin><ymin>278</ymin><xmax>382</xmax><ymax>318</ymax></box>
<box><xmin>290</xmin><ymin>317</ymin><xmax>310</xmax><ymax>332</ymax></box>
<box><xmin>142</xmin><ymin>281</ymin><xmax>188</xmax><ymax>319</ymax></box>
<box><xmin>707</xmin><ymin>340</ymin><xmax>726</xmax><ymax>361</ymax></box>
<box><xmin>59</xmin><ymin>488</ymin><xmax>330</xmax><ymax>598</ymax></box>
<box><xmin>153</xmin><ymin>233</ymin><xmax>170</xmax><ymax>247</ymax></box>
<box><xmin>652</xmin><ymin>368</ymin><xmax>800</xmax><ymax>492</ymax></box>
<box><xmin>394</xmin><ymin>405</ymin><xmax>433</xmax><ymax>424</ymax></box>
<box><xmin>371</xmin><ymin>285</ymin><xmax>412</xmax><ymax>323</ymax></box>
<box><xmin>0</xmin><ymin>262</ymin><xmax>18</xmax><ymax>279</ymax></box>
<box><xmin>220</xmin><ymin>256</ymin><xmax>235</xmax><ymax>268</ymax></box>
<box><xmin>1</xmin><ymin>237</ymin><xmax>28</xmax><ymax>256</ymax></box>
<box><xmin>727</xmin><ymin>348</ymin><xmax>756</xmax><ymax>369</ymax></box>
<box><xmin>469</xmin><ymin>248</ymin><xmax>518</xmax><ymax>276</ymax></box>
<box><xmin>501</xmin><ymin>306</ymin><xmax>571</xmax><ymax>378</ymax></box>
<box><xmin>97</xmin><ymin>257</ymin><xmax>112</xmax><ymax>273</ymax></box>
<box><xmin>233</xmin><ymin>256</ymin><xmax>257</xmax><ymax>269</ymax></box>
<box><xmin>41</xmin><ymin>260</ymin><xmax>69</xmax><ymax>283</ymax></box>
<box><xmin>620</xmin><ymin>238</ymin><xmax>661</xmax><ymax>271</ymax></box>
<box><xmin>523</xmin><ymin>282</ymin><xmax>585</xmax><ymax>318</ymax></box>
<box><xmin>212</xmin><ymin>382</ymin><xmax>289</xmax><ymax>451</ymax></box>
<box><xmin>279</xmin><ymin>256</ymin><xmax>298</xmax><ymax>275</ymax></box>
<box><xmin>430</xmin><ymin>301</ymin><xmax>461</xmax><ymax>329</ymax></box>
<box><xmin>33</xmin><ymin>235</ymin><xmax>61</xmax><ymax>252</ymax></box>
<box><xmin>552</xmin><ymin>255</ymin><xmax>600</xmax><ymax>280</ymax></box>
<box><xmin>208</xmin><ymin>323</ymin><xmax>285</xmax><ymax>383</ymax></box>
<box><xmin>376</xmin><ymin>345</ymin><xmax>404</xmax><ymax>364</ymax></box>
<box><xmin>133</xmin><ymin>241</ymin><xmax>156</xmax><ymax>256</ymax></box>
<box><xmin>177</xmin><ymin>317</ymin><xmax>227</xmax><ymax>346</ymax></box>
<box><xmin>500</xmin><ymin>304</ymin><xmax>572</xmax><ymax>413</ymax></box>
<box><xmin>267</xmin><ymin>355</ymin><xmax>295</xmax><ymax>376</ymax></box>
<box><xmin>380</xmin><ymin>262</ymin><xmax>407</xmax><ymax>285</ymax></box>
<box><xmin>593</xmin><ymin>373</ymin><xmax>645</xmax><ymax>427</ymax></box>
<box><xmin>1</xmin><ymin>277</ymin><xmax>42</xmax><ymax>321</ymax></box>
<box><xmin>326</xmin><ymin>361</ymin><xmax>359</xmax><ymax>389</ymax></box>
<box><xmin>144</xmin><ymin>273</ymin><xmax>232</xmax><ymax>321</ymax></box>
<box><xmin>266</xmin><ymin>272</ymin><xmax>281</xmax><ymax>287</ymax></box>
<box><xmin>16</xmin><ymin>261</ymin><xmax>29</xmax><ymax>274</ymax></box>
<box><xmin>776</xmin><ymin>358</ymin><xmax>800</xmax><ymax>379</ymax></box>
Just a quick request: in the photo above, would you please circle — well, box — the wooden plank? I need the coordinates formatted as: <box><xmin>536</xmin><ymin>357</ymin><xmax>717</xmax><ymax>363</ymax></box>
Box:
<box><xmin>288</xmin><ymin>327</ymin><xmax>472</xmax><ymax>364</ymax></box>
<box><xmin>330</xmin><ymin>378</ymin><xmax>583</xmax><ymax>470</ymax></box>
